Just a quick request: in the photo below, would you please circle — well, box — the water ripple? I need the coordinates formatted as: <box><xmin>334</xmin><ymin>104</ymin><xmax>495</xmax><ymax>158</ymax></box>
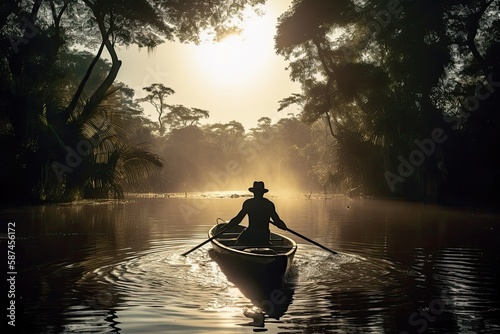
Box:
<box><xmin>22</xmin><ymin>238</ymin><xmax>500</xmax><ymax>333</ymax></box>
<box><xmin>68</xmin><ymin>242</ymin><xmax>410</xmax><ymax>333</ymax></box>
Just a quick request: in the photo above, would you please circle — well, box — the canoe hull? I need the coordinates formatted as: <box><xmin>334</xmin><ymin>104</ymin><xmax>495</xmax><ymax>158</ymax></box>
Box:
<box><xmin>209</xmin><ymin>223</ymin><xmax>297</xmax><ymax>279</ymax></box>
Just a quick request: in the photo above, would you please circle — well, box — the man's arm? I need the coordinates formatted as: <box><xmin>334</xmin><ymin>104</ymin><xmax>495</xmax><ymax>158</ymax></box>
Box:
<box><xmin>269</xmin><ymin>202</ymin><xmax>287</xmax><ymax>230</ymax></box>
<box><xmin>226</xmin><ymin>201</ymin><xmax>248</xmax><ymax>228</ymax></box>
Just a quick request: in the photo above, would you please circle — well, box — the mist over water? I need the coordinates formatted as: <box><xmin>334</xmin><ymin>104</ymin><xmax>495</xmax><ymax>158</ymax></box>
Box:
<box><xmin>4</xmin><ymin>195</ymin><xmax>500</xmax><ymax>333</ymax></box>
<box><xmin>179</xmin><ymin>153</ymin><xmax>310</xmax><ymax>196</ymax></box>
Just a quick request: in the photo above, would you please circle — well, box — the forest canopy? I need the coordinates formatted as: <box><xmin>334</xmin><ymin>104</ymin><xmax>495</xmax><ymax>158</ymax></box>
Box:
<box><xmin>0</xmin><ymin>0</ymin><xmax>265</xmax><ymax>203</ymax></box>
<box><xmin>275</xmin><ymin>0</ymin><xmax>500</xmax><ymax>204</ymax></box>
<box><xmin>1</xmin><ymin>0</ymin><xmax>499</xmax><ymax>206</ymax></box>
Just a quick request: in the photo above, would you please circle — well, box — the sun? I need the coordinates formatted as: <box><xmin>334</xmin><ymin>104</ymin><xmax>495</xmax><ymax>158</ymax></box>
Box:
<box><xmin>191</xmin><ymin>10</ymin><xmax>275</xmax><ymax>88</ymax></box>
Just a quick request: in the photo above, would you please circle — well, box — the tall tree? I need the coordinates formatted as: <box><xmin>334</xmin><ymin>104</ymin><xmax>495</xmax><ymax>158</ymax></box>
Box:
<box><xmin>1</xmin><ymin>0</ymin><xmax>264</xmax><ymax>203</ymax></box>
<box><xmin>138</xmin><ymin>83</ymin><xmax>175</xmax><ymax>134</ymax></box>
<box><xmin>275</xmin><ymin>0</ymin><xmax>500</xmax><ymax>201</ymax></box>
<box><xmin>204</xmin><ymin>121</ymin><xmax>245</xmax><ymax>154</ymax></box>
<box><xmin>165</xmin><ymin>105</ymin><xmax>210</xmax><ymax>130</ymax></box>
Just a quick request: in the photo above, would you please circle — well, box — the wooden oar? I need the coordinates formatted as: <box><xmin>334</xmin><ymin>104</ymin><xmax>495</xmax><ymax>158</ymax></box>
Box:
<box><xmin>286</xmin><ymin>228</ymin><xmax>338</xmax><ymax>255</ymax></box>
<box><xmin>181</xmin><ymin>225</ymin><xmax>230</xmax><ymax>256</ymax></box>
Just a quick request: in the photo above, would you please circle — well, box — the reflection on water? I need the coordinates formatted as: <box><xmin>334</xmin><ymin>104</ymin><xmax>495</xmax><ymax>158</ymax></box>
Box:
<box><xmin>2</xmin><ymin>196</ymin><xmax>500</xmax><ymax>333</ymax></box>
<box><xmin>209</xmin><ymin>248</ymin><xmax>295</xmax><ymax>324</ymax></box>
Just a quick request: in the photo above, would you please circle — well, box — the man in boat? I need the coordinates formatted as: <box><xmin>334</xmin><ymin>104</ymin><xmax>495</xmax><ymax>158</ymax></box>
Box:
<box><xmin>226</xmin><ymin>181</ymin><xmax>287</xmax><ymax>246</ymax></box>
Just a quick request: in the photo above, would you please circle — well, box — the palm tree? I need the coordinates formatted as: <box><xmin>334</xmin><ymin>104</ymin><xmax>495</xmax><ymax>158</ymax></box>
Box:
<box><xmin>1</xmin><ymin>0</ymin><xmax>265</xmax><ymax>204</ymax></box>
<box><xmin>0</xmin><ymin>49</ymin><xmax>163</xmax><ymax>202</ymax></box>
<box><xmin>59</xmin><ymin>84</ymin><xmax>163</xmax><ymax>200</ymax></box>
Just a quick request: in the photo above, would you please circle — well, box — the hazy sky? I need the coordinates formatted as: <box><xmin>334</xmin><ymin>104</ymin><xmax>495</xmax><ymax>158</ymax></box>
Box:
<box><xmin>115</xmin><ymin>0</ymin><xmax>301</xmax><ymax>130</ymax></box>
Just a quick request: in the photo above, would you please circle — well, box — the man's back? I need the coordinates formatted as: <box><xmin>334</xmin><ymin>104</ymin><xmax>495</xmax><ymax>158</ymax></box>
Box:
<box><xmin>227</xmin><ymin>181</ymin><xmax>287</xmax><ymax>245</ymax></box>
<box><xmin>242</xmin><ymin>197</ymin><xmax>276</xmax><ymax>231</ymax></box>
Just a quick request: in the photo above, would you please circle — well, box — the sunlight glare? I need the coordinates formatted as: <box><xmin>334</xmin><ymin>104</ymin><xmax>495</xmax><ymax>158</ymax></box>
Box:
<box><xmin>193</xmin><ymin>10</ymin><xmax>274</xmax><ymax>87</ymax></box>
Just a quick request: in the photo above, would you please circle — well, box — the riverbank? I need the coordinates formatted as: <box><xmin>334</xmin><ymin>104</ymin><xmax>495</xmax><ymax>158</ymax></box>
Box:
<box><xmin>2</xmin><ymin>191</ymin><xmax>498</xmax><ymax>215</ymax></box>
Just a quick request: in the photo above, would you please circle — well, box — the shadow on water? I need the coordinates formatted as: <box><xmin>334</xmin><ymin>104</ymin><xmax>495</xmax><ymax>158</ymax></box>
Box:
<box><xmin>209</xmin><ymin>248</ymin><xmax>296</xmax><ymax>329</ymax></box>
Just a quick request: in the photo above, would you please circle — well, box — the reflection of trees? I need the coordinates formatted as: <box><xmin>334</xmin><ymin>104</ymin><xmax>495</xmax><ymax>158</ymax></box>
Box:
<box><xmin>13</xmin><ymin>200</ymin><xmax>153</xmax><ymax>333</ymax></box>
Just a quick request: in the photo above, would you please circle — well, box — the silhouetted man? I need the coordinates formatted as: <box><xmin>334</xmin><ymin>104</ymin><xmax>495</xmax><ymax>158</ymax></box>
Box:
<box><xmin>226</xmin><ymin>181</ymin><xmax>287</xmax><ymax>245</ymax></box>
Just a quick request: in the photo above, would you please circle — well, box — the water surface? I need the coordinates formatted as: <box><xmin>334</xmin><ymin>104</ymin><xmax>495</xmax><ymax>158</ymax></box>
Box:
<box><xmin>3</xmin><ymin>194</ymin><xmax>500</xmax><ymax>333</ymax></box>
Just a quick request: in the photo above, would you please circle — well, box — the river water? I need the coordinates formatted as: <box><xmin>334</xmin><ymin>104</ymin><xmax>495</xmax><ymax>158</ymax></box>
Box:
<box><xmin>2</xmin><ymin>193</ymin><xmax>500</xmax><ymax>333</ymax></box>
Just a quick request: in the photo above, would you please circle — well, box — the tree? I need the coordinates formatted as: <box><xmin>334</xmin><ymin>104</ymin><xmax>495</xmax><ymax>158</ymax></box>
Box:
<box><xmin>165</xmin><ymin>105</ymin><xmax>210</xmax><ymax>130</ymax></box>
<box><xmin>138</xmin><ymin>83</ymin><xmax>175</xmax><ymax>134</ymax></box>
<box><xmin>161</xmin><ymin>125</ymin><xmax>223</xmax><ymax>191</ymax></box>
<box><xmin>275</xmin><ymin>0</ymin><xmax>500</xmax><ymax>202</ymax></box>
<box><xmin>203</xmin><ymin>121</ymin><xmax>245</xmax><ymax>154</ymax></box>
<box><xmin>0</xmin><ymin>0</ymin><xmax>264</xmax><ymax>203</ymax></box>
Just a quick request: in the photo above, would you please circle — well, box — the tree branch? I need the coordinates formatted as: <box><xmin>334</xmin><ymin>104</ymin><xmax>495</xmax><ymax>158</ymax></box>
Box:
<box><xmin>466</xmin><ymin>0</ymin><xmax>495</xmax><ymax>77</ymax></box>
<box><xmin>28</xmin><ymin>0</ymin><xmax>43</xmax><ymax>26</ymax></box>
<box><xmin>324</xmin><ymin>112</ymin><xmax>339</xmax><ymax>139</ymax></box>
<box><xmin>81</xmin><ymin>9</ymin><xmax>122</xmax><ymax>118</ymax></box>
<box><xmin>312</xmin><ymin>37</ymin><xmax>341</xmax><ymax>139</ymax></box>
<box><xmin>63</xmin><ymin>32</ymin><xmax>107</xmax><ymax>121</ymax></box>
<box><xmin>48</xmin><ymin>0</ymin><xmax>68</xmax><ymax>37</ymax></box>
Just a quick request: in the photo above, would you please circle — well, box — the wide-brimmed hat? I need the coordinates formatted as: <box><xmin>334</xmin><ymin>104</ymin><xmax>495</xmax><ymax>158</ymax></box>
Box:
<box><xmin>249</xmin><ymin>181</ymin><xmax>268</xmax><ymax>193</ymax></box>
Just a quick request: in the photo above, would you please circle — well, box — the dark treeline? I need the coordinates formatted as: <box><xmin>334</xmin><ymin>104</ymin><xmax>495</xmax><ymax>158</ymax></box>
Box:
<box><xmin>2</xmin><ymin>0</ymin><xmax>500</xmax><ymax>206</ymax></box>
<box><xmin>0</xmin><ymin>0</ymin><xmax>266</xmax><ymax>204</ymax></box>
<box><xmin>275</xmin><ymin>0</ymin><xmax>500</xmax><ymax>205</ymax></box>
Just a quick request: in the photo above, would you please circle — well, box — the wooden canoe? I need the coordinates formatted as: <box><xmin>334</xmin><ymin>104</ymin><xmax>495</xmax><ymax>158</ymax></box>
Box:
<box><xmin>208</xmin><ymin>223</ymin><xmax>297</xmax><ymax>279</ymax></box>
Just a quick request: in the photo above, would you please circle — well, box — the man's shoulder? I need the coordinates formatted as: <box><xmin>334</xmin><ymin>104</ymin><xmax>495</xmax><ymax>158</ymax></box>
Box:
<box><xmin>243</xmin><ymin>197</ymin><xmax>273</xmax><ymax>205</ymax></box>
<box><xmin>261</xmin><ymin>197</ymin><xmax>275</xmax><ymax>208</ymax></box>
<box><xmin>265</xmin><ymin>198</ymin><xmax>275</xmax><ymax>206</ymax></box>
<box><xmin>242</xmin><ymin>198</ymin><xmax>254</xmax><ymax>207</ymax></box>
